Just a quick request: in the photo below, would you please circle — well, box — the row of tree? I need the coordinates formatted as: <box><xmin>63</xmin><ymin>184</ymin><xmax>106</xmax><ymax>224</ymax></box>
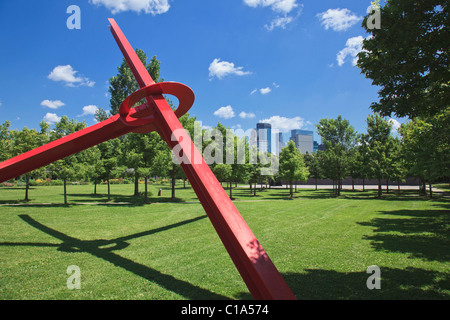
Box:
<box><xmin>306</xmin><ymin>110</ymin><xmax>449</xmax><ymax>198</ymax></box>
<box><xmin>1</xmin><ymin>107</ymin><xmax>448</xmax><ymax>202</ymax></box>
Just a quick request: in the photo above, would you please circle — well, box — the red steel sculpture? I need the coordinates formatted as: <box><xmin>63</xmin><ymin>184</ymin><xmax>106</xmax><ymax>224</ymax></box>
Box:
<box><xmin>0</xmin><ymin>19</ymin><xmax>296</xmax><ymax>300</ymax></box>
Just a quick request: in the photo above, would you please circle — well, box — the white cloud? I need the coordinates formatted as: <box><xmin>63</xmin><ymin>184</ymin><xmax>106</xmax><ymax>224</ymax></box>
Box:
<box><xmin>43</xmin><ymin>113</ymin><xmax>61</xmax><ymax>124</ymax></box>
<box><xmin>317</xmin><ymin>8</ymin><xmax>362</xmax><ymax>32</ymax></box>
<box><xmin>260</xmin><ymin>87</ymin><xmax>272</xmax><ymax>95</ymax></box>
<box><xmin>48</xmin><ymin>65</ymin><xmax>95</xmax><ymax>87</ymax></box>
<box><xmin>40</xmin><ymin>99</ymin><xmax>65</xmax><ymax>109</ymax></box>
<box><xmin>239</xmin><ymin>111</ymin><xmax>256</xmax><ymax>119</ymax></box>
<box><xmin>89</xmin><ymin>0</ymin><xmax>170</xmax><ymax>15</ymax></box>
<box><xmin>337</xmin><ymin>36</ymin><xmax>364</xmax><ymax>66</ymax></box>
<box><xmin>79</xmin><ymin>105</ymin><xmax>99</xmax><ymax>117</ymax></box>
<box><xmin>209</xmin><ymin>59</ymin><xmax>251</xmax><ymax>80</ymax></box>
<box><xmin>251</xmin><ymin>83</ymin><xmax>279</xmax><ymax>95</ymax></box>
<box><xmin>265</xmin><ymin>15</ymin><xmax>294</xmax><ymax>31</ymax></box>
<box><xmin>244</xmin><ymin>0</ymin><xmax>298</xmax><ymax>14</ymax></box>
<box><xmin>214</xmin><ymin>105</ymin><xmax>235</xmax><ymax>119</ymax></box>
<box><xmin>389</xmin><ymin>118</ymin><xmax>401</xmax><ymax>133</ymax></box>
<box><xmin>259</xmin><ymin>115</ymin><xmax>306</xmax><ymax>133</ymax></box>
<box><xmin>244</xmin><ymin>0</ymin><xmax>303</xmax><ymax>30</ymax></box>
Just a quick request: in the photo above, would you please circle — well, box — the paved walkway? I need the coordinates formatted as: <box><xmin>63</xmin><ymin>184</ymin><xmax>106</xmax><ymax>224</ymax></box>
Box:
<box><xmin>247</xmin><ymin>184</ymin><xmax>422</xmax><ymax>190</ymax></box>
<box><xmin>1</xmin><ymin>185</ymin><xmax>447</xmax><ymax>206</ymax></box>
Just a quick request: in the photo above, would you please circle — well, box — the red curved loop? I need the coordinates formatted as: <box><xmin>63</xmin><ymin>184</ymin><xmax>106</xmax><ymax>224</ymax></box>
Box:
<box><xmin>119</xmin><ymin>82</ymin><xmax>195</xmax><ymax>122</ymax></box>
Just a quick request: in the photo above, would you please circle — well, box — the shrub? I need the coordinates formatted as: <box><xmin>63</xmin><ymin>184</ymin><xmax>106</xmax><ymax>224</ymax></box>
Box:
<box><xmin>0</xmin><ymin>182</ymin><xmax>14</xmax><ymax>187</ymax></box>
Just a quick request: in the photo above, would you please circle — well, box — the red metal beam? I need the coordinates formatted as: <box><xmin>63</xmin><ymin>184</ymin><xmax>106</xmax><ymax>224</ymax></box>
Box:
<box><xmin>107</xmin><ymin>19</ymin><xmax>296</xmax><ymax>300</ymax></box>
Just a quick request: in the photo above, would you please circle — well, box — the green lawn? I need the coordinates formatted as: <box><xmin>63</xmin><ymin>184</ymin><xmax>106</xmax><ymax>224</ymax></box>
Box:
<box><xmin>0</xmin><ymin>182</ymin><xmax>449</xmax><ymax>300</ymax></box>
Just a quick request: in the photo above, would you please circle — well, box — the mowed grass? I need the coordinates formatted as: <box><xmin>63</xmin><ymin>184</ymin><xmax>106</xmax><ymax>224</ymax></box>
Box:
<box><xmin>0</xmin><ymin>182</ymin><xmax>449</xmax><ymax>300</ymax></box>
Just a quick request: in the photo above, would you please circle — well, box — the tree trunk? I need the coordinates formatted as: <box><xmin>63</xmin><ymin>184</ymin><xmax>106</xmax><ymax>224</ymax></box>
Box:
<box><xmin>183</xmin><ymin>178</ymin><xmax>186</xmax><ymax>189</ymax></box>
<box><xmin>290</xmin><ymin>182</ymin><xmax>293</xmax><ymax>199</ymax></box>
<box><xmin>229</xmin><ymin>182</ymin><xmax>233</xmax><ymax>200</ymax></box>
<box><xmin>64</xmin><ymin>178</ymin><xmax>67</xmax><ymax>205</ymax></box>
<box><xmin>25</xmin><ymin>174</ymin><xmax>30</xmax><ymax>201</ymax></box>
<box><xmin>398</xmin><ymin>181</ymin><xmax>401</xmax><ymax>192</ymax></box>
<box><xmin>386</xmin><ymin>179</ymin><xmax>389</xmax><ymax>193</ymax></box>
<box><xmin>134</xmin><ymin>172</ymin><xmax>139</xmax><ymax>196</ymax></box>
<box><xmin>363</xmin><ymin>177</ymin><xmax>365</xmax><ymax>192</ymax></box>
<box><xmin>107</xmin><ymin>176</ymin><xmax>111</xmax><ymax>201</ymax></box>
<box><xmin>315</xmin><ymin>178</ymin><xmax>318</xmax><ymax>191</ymax></box>
<box><xmin>94</xmin><ymin>181</ymin><xmax>97</xmax><ymax>195</ymax></box>
<box><xmin>377</xmin><ymin>177</ymin><xmax>382</xmax><ymax>198</ymax></box>
<box><xmin>352</xmin><ymin>178</ymin><xmax>354</xmax><ymax>191</ymax></box>
<box><xmin>144</xmin><ymin>177</ymin><xmax>149</xmax><ymax>204</ymax></box>
<box><xmin>429</xmin><ymin>182</ymin><xmax>433</xmax><ymax>199</ymax></box>
<box><xmin>171</xmin><ymin>174</ymin><xmax>176</xmax><ymax>199</ymax></box>
<box><xmin>253</xmin><ymin>182</ymin><xmax>256</xmax><ymax>196</ymax></box>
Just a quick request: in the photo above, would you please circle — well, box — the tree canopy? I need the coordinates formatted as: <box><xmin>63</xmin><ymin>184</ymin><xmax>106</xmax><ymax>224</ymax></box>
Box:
<box><xmin>358</xmin><ymin>0</ymin><xmax>449</xmax><ymax>119</ymax></box>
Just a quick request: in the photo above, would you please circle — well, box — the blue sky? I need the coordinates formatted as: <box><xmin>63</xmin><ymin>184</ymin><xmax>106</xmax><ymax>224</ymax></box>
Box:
<box><xmin>0</xmin><ymin>0</ymin><xmax>402</xmax><ymax>143</ymax></box>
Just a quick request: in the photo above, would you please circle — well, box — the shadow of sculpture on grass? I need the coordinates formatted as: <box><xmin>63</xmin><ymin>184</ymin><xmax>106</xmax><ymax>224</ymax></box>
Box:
<box><xmin>0</xmin><ymin>214</ymin><xmax>230</xmax><ymax>300</ymax></box>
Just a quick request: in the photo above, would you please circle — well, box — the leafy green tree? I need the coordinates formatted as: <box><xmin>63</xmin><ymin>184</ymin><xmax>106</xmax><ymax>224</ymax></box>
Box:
<box><xmin>279</xmin><ymin>141</ymin><xmax>310</xmax><ymax>199</ymax></box>
<box><xmin>107</xmin><ymin>49</ymin><xmax>163</xmax><ymax>196</ymax></box>
<box><xmin>151</xmin><ymin>148</ymin><xmax>172</xmax><ymax>188</ymax></box>
<box><xmin>136</xmin><ymin>167</ymin><xmax>152</xmax><ymax>204</ymax></box>
<box><xmin>109</xmin><ymin>49</ymin><xmax>161</xmax><ymax>116</ymax></box>
<box><xmin>50</xmin><ymin>116</ymin><xmax>86</xmax><ymax>141</ymax></box>
<box><xmin>399</xmin><ymin>108</ymin><xmax>450</xmax><ymax>198</ymax></box>
<box><xmin>50</xmin><ymin>160</ymin><xmax>84</xmax><ymax>205</ymax></box>
<box><xmin>103</xmin><ymin>157</ymin><xmax>118</xmax><ymax>201</ymax></box>
<box><xmin>47</xmin><ymin>116</ymin><xmax>91</xmax><ymax>202</ymax></box>
<box><xmin>10</xmin><ymin>127</ymin><xmax>44</xmax><ymax>200</ymax></box>
<box><xmin>316</xmin><ymin>115</ymin><xmax>358</xmax><ymax>195</ymax></box>
<box><xmin>356</xmin><ymin>134</ymin><xmax>372</xmax><ymax>192</ymax></box>
<box><xmin>361</xmin><ymin>113</ymin><xmax>396</xmax><ymax>198</ymax></box>
<box><xmin>388</xmin><ymin>137</ymin><xmax>408</xmax><ymax>192</ymax></box>
<box><xmin>213</xmin><ymin>163</ymin><xmax>233</xmax><ymax>198</ymax></box>
<box><xmin>0</xmin><ymin>121</ymin><xmax>12</xmax><ymax>163</ymax></box>
<box><xmin>358</xmin><ymin>0</ymin><xmax>449</xmax><ymax>118</ymax></box>
<box><xmin>304</xmin><ymin>152</ymin><xmax>324</xmax><ymax>191</ymax></box>
<box><xmin>95</xmin><ymin>107</ymin><xmax>110</xmax><ymax>122</ymax></box>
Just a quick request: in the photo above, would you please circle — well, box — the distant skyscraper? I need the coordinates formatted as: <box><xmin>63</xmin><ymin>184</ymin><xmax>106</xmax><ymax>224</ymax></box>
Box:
<box><xmin>313</xmin><ymin>140</ymin><xmax>319</xmax><ymax>153</ymax></box>
<box><xmin>256</xmin><ymin>123</ymin><xmax>271</xmax><ymax>154</ymax></box>
<box><xmin>290</xmin><ymin>129</ymin><xmax>314</xmax><ymax>154</ymax></box>
<box><xmin>274</xmin><ymin>132</ymin><xmax>284</xmax><ymax>156</ymax></box>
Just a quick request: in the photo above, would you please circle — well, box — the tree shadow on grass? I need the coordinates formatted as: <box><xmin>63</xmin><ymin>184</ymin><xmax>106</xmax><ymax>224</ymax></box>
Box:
<box><xmin>67</xmin><ymin>193</ymin><xmax>199</xmax><ymax>205</ymax></box>
<box><xmin>358</xmin><ymin>209</ymin><xmax>450</xmax><ymax>262</ymax></box>
<box><xmin>283</xmin><ymin>268</ymin><xmax>449</xmax><ymax>300</ymax></box>
<box><xmin>0</xmin><ymin>214</ymin><xmax>230</xmax><ymax>300</ymax></box>
<box><xmin>233</xmin><ymin>267</ymin><xmax>449</xmax><ymax>300</ymax></box>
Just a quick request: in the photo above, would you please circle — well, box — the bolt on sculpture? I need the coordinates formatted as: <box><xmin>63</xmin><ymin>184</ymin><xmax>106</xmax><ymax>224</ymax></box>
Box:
<box><xmin>0</xmin><ymin>19</ymin><xmax>296</xmax><ymax>300</ymax></box>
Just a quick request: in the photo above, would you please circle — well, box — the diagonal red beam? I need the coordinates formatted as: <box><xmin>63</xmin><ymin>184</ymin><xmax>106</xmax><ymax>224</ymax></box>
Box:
<box><xmin>107</xmin><ymin>19</ymin><xmax>296</xmax><ymax>300</ymax></box>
